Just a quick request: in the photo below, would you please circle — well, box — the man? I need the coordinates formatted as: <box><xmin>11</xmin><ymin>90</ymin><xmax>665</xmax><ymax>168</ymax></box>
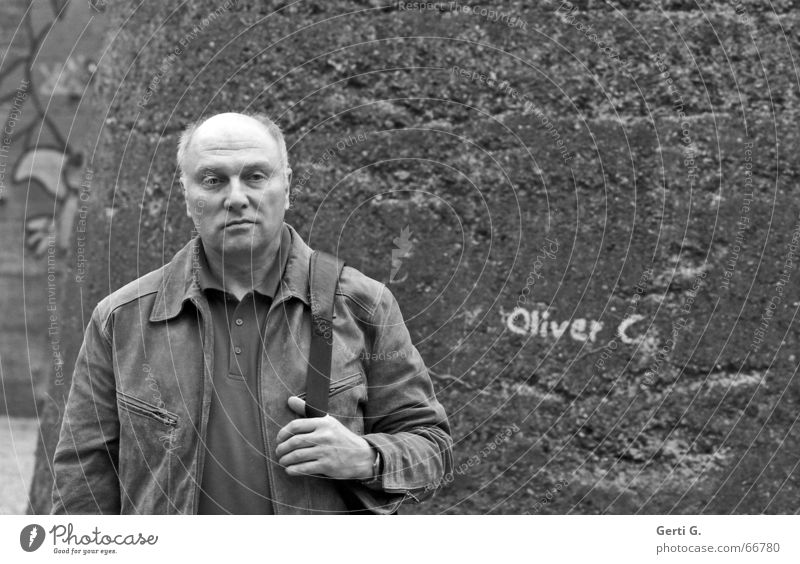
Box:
<box><xmin>51</xmin><ymin>112</ymin><xmax>453</xmax><ymax>514</ymax></box>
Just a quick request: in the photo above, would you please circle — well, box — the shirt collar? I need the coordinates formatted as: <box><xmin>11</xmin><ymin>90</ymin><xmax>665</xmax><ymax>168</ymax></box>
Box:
<box><xmin>149</xmin><ymin>222</ymin><xmax>315</xmax><ymax>322</ymax></box>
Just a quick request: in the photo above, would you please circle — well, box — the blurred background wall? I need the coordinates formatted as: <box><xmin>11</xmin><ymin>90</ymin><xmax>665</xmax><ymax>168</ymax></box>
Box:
<box><xmin>0</xmin><ymin>0</ymin><xmax>105</xmax><ymax>512</ymax></box>
<box><xmin>1</xmin><ymin>0</ymin><xmax>797</xmax><ymax>514</ymax></box>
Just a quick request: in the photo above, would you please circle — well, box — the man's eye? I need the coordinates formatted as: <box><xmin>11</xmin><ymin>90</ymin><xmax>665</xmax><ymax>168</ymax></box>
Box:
<box><xmin>202</xmin><ymin>176</ymin><xmax>220</xmax><ymax>186</ymax></box>
<box><xmin>249</xmin><ymin>172</ymin><xmax>267</xmax><ymax>181</ymax></box>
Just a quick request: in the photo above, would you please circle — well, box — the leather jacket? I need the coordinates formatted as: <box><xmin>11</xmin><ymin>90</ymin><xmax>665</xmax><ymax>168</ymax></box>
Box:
<box><xmin>51</xmin><ymin>222</ymin><xmax>453</xmax><ymax>514</ymax></box>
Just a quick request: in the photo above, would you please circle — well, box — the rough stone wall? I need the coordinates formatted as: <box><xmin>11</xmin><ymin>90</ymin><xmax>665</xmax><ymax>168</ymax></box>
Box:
<box><xmin>33</xmin><ymin>0</ymin><xmax>799</xmax><ymax>513</ymax></box>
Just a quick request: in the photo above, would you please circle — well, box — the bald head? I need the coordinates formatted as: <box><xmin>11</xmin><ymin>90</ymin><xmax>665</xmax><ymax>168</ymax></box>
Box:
<box><xmin>177</xmin><ymin>112</ymin><xmax>290</xmax><ymax>182</ymax></box>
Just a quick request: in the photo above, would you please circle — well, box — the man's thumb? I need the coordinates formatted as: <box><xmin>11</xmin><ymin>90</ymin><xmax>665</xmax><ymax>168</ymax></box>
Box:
<box><xmin>287</xmin><ymin>395</ymin><xmax>307</xmax><ymax>416</ymax></box>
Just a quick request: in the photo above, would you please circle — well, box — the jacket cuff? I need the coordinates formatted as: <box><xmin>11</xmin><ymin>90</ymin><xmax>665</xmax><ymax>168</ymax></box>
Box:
<box><xmin>360</xmin><ymin>433</ymin><xmax>425</xmax><ymax>501</ymax></box>
<box><xmin>343</xmin><ymin>482</ymin><xmax>406</xmax><ymax>515</ymax></box>
<box><xmin>358</xmin><ymin>447</ymin><xmax>384</xmax><ymax>490</ymax></box>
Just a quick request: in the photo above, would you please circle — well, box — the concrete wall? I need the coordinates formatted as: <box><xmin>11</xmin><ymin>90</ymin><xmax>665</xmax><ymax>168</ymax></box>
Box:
<box><xmin>31</xmin><ymin>0</ymin><xmax>800</xmax><ymax>513</ymax></box>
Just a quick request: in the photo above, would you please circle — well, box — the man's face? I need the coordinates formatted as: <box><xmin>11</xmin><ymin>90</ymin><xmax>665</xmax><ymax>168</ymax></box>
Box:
<box><xmin>181</xmin><ymin>113</ymin><xmax>291</xmax><ymax>259</ymax></box>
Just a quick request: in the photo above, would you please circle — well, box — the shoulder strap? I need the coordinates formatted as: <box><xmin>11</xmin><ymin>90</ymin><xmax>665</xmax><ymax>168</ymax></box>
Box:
<box><xmin>305</xmin><ymin>250</ymin><xmax>345</xmax><ymax>418</ymax></box>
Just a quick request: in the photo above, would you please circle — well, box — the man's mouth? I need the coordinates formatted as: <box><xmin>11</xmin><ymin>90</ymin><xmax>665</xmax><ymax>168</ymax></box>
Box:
<box><xmin>224</xmin><ymin>218</ymin><xmax>256</xmax><ymax>227</ymax></box>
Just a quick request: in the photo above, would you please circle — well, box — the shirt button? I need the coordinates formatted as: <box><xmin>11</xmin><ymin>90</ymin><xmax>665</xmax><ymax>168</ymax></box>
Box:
<box><xmin>235</xmin><ymin>318</ymin><xmax>244</xmax><ymax>326</ymax></box>
<box><xmin>234</xmin><ymin>346</ymin><xmax>242</xmax><ymax>355</ymax></box>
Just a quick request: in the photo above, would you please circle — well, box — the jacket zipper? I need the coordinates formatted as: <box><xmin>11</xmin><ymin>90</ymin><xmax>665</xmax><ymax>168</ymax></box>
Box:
<box><xmin>190</xmin><ymin>296</ymin><xmax>214</xmax><ymax>515</ymax></box>
<box><xmin>117</xmin><ymin>393</ymin><xmax>178</xmax><ymax>426</ymax></box>
<box><xmin>259</xmin><ymin>303</ymin><xmax>279</xmax><ymax>514</ymax></box>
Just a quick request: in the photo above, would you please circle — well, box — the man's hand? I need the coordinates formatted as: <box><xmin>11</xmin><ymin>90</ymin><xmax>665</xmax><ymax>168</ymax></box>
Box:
<box><xmin>275</xmin><ymin>396</ymin><xmax>375</xmax><ymax>480</ymax></box>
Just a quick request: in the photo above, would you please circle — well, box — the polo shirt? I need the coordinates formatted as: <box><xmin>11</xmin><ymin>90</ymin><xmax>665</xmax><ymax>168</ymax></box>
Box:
<box><xmin>196</xmin><ymin>224</ymin><xmax>291</xmax><ymax>514</ymax></box>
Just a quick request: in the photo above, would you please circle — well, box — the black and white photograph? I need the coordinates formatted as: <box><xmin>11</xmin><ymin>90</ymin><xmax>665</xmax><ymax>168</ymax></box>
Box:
<box><xmin>0</xmin><ymin>0</ymin><xmax>798</xmax><ymax>560</ymax></box>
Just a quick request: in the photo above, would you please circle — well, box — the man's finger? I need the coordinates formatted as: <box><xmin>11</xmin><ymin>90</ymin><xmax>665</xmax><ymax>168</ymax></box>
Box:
<box><xmin>275</xmin><ymin>432</ymin><xmax>325</xmax><ymax>458</ymax></box>
<box><xmin>278</xmin><ymin>446</ymin><xmax>320</xmax><ymax>468</ymax></box>
<box><xmin>276</xmin><ymin>417</ymin><xmax>320</xmax><ymax>444</ymax></box>
<box><xmin>284</xmin><ymin>460</ymin><xmax>325</xmax><ymax>478</ymax></box>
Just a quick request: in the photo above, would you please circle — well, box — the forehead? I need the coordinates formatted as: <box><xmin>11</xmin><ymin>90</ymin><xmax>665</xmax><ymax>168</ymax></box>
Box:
<box><xmin>185</xmin><ymin>117</ymin><xmax>282</xmax><ymax>171</ymax></box>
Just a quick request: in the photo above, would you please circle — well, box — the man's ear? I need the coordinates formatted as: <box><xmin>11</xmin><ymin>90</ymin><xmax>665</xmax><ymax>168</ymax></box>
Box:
<box><xmin>284</xmin><ymin>167</ymin><xmax>293</xmax><ymax>210</ymax></box>
<box><xmin>180</xmin><ymin>177</ymin><xmax>192</xmax><ymax>218</ymax></box>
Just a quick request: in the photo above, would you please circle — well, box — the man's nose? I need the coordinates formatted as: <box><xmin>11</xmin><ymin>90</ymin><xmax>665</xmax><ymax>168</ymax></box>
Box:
<box><xmin>224</xmin><ymin>176</ymin><xmax>248</xmax><ymax>209</ymax></box>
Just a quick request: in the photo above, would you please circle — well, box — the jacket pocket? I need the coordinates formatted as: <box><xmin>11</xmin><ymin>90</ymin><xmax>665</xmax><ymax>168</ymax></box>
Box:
<box><xmin>116</xmin><ymin>390</ymin><xmax>178</xmax><ymax>514</ymax></box>
<box><xmin>117</xmin><ymin>391</ymin><xmax>179</xmax><ymax>427</ymax></box>
<box><xmin>297</xmin><ymin>371</ymin><xmax>363</xmax><ymax>400</ymax></box>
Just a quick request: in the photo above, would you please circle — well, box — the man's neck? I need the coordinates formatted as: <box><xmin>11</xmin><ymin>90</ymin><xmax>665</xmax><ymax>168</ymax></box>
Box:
<box><xmin>202</xmin><ymin>239</ymin><xmax>281</xmax><ymax>301</ymax></box>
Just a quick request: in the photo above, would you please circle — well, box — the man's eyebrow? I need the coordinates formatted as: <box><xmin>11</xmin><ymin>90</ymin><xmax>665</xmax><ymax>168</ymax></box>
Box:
<box><xmin>196</xmin><ymin>167</ymin><xmax>223</xmax><ymax>177</ymax></box>
<box><xmin>241</xmin><ymin>162</ymin><xmax>277</xmax><ymax>171</ymax></box>
<box><xmin>191</xmin><ymin>161</ymin><xmax>279</xmax><ymax>179</ymax></box>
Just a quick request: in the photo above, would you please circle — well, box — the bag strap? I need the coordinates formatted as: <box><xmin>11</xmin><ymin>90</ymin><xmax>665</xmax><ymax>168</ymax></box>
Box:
<box><xmin>305</xmin><ymin>250</ymin><xmax>345</xmax><ymax>418</ymax></box>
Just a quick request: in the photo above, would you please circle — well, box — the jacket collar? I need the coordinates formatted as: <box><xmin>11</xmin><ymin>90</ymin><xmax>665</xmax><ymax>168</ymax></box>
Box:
<box><xmin>149</xmin><ymin>222</ymin><xmax>313</xmax><ymax>322</ymax></box>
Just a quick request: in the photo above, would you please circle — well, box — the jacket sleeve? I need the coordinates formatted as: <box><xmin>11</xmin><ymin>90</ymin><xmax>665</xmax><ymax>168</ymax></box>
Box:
<box><xmin>51</xmin><ymin>304</ymin><xmax>121</xmax><ymax>514</ymax></box>
<box><xmin>351</xmin><ymin>283</ymin><xmax>454</xmax><ymax>513</ymax></box>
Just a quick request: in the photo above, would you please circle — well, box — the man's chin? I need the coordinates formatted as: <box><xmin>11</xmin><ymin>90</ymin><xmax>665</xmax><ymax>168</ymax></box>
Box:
<box><xmin>218</xmin><ymin>237</ymin><xmax>268</xmax><ymax>257</ymax></box>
